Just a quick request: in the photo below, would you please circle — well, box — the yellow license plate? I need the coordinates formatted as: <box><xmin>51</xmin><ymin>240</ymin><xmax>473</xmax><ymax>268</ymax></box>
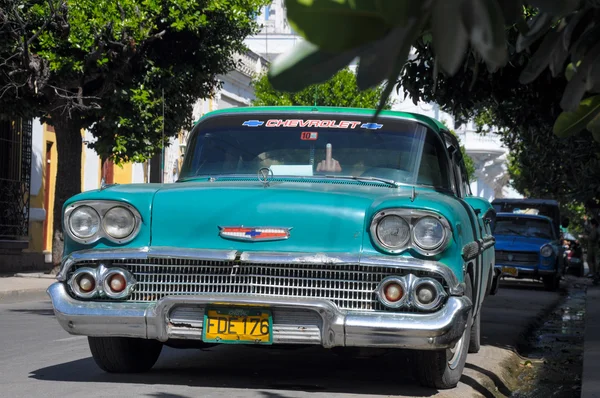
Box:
<box><xmin>202</xmin><ymin>307</ymin><xmax>272</xmax><ymax>344</ymax></box>
<box><xmin>502</xmin><ymin>266</ymin><xmax>519</xmax><ymax>277</ymax></box>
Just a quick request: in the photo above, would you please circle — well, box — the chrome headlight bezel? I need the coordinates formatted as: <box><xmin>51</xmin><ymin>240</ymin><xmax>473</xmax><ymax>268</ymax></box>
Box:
<box><xmin>540</xmin><ymin>244</ymin><xmax>554</xmax><ymax>257</ymax></box>
<box><xmin>370</xmin><ymin>209</ymin><xmax>452</xmax><ymax>256</ymax></box>
<box><xmin>64</xmin><ymin>201</ymin><xmax>142</xmax><ymax>244</ymax></box>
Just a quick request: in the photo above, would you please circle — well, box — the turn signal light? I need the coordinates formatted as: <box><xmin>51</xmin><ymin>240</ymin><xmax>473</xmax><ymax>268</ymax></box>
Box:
<box><xmin>77</xmin><ymin>273</ymin><xmax>95</xmax><ymax>292</ymax></box>
<box><xmin>384</xmin><ymin>282</ymin><xmax>404</xmax><ymax>302</ymax></box>
<box><xmin>108</xmin><ymin>273</ymin><xmax>126</xmax><ymax>293</ymax></box>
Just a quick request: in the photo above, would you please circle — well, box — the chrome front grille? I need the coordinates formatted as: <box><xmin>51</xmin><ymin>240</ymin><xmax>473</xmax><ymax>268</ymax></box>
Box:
<box><xmin>496</xmin><ymin>250</ymin><xmax>539</xmax><ymax>266</ymax></box>
<box><xmin>69</xmin><ymin>257</ymin><xmax>447</xmax><ymax>311</ymax></box>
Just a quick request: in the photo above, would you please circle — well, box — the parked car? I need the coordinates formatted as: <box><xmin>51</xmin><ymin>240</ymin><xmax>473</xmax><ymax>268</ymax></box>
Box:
<box><xmin>47</xmin><ymin>106</ymin><xmax>496</xmax><ymax>389</ymax></box>
<box><xmin>493</xmin><ymin>209</ymin><xmax>565</xmax><ymax>290</ymax></box>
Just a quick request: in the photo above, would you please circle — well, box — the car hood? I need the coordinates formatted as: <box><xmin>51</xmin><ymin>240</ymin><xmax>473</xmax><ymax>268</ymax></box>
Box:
<box><xmin>494</xmin><ymin>234</ymin><xmax>550</xmax><ymax>252</ymax></box>
<box><xmin>149</xmin><ymin>180</ymin><xmax>465</xmax><ymax>255</ymax></box>
<box><xmin>151</xmin><ymin>180</ymin><xmax>391</xmax><ymax>252</ymax></box>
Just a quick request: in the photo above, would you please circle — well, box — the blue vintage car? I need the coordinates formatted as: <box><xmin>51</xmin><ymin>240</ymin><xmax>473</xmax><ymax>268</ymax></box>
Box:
<box><xmin>492</xmin><ymin>199</ymin><xmax>565</xmax><ymax>290</ymax></box>
<box><xmin>47</xmin><ymin>106</ymin><xmax>496</xmax><ymax>389</ymax></box>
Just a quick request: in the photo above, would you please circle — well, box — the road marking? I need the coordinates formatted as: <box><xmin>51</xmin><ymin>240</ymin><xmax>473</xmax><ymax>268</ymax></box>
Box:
<box><xmin>54</xmin><ymin>336</ymin><xmax>86</xmax><ymax>342</ymax></box>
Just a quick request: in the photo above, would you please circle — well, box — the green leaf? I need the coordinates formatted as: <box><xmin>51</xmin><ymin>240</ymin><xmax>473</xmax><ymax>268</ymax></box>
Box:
<box><xmin>565</xmin><ymin>61</ymin><xmax>579</xmax><ymax>81</ymax></box>
<box><xmin>284</xmin><ymin>0</ymin><xmax>390</xmax><ymax>52</ymax></box>
<box><xmin>553</xmin><ymin>95</ymin><xmax>600</xmax><ymax>138</ymax></box>
<box><xmin>516</xmin><ymin>12</ymin><xmax>553</xmax><ymax>52</ymax></box>
<box><xmin>268</xmin><ymin>40</ymin><xmax>361</xmax><ymax>92</ymax></box>
<box><xmin>561</xmin><ymin>10</ymin><xmax>589</xmax><ymax>53</ymax></box>
<box><xmin>520</xmin><ymin>30</ymin><xmax>560</xmax><ymax>84</ymax></box>
<box><xmin>373</xmin><ymin>16</ymin><xmax>426</xmax><ymax>117</ymax></box>
<box><xmin>561</xmin><ymin>42</ymin><xmax>600</xmax><ymax>111</ymax></box>
<box><xmin>527</xmin><ymin>0</ymin><xmax>580</xmax><ymax>16</ymax></box>
<box><xmin>497</xmin><ymin>0</ymin><xmax>524</xmax><ymax>25</ymax></box>
<box><xmin>587</xmin><ymin>111</ymin><xmax>600</xmax><ymax>139</ymax></box>
<box><xmin>460</xmin><ymin>0</ymin><xmax>508</xmax><ymax>69</ymax></box>
<box><xmin>431</xmin><ymin>0</ymin><xmax>469</xmax><ymax>75</ymax></box>
<box><xmin>357</xmin><ymin>20</ymin><xmax>418</xmax><ymax>90</ymax></box>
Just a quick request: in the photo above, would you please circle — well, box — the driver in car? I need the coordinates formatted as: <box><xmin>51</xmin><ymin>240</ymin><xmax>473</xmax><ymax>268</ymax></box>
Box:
<box><xmin>316</xmin><ymin>143</ymin><xmax>342</xmax><ymax>172</ymax></box>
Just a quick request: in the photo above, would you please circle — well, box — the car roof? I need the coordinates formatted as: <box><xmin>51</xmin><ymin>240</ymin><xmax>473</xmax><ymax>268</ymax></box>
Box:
<box><xmin>194</xmin><ymin>106</ymin><xmax>447</xmax><ymax>134</ymax></box>
<box><xmin>492</xmin><ymin>198</ymin><xmax>559</xmax><ymax>206</ymax></box>
<box><xmin>496</xmin><ymin>212</ymin><xmax>554</xmax><ymax>222</ymax></box>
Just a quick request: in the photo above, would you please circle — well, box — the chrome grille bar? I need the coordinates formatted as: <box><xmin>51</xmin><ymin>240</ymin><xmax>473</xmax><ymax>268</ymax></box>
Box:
<box><xmin>69</xmin><ymin>257</ymin><xmax>448</xmax><ymax>312</ymax></box>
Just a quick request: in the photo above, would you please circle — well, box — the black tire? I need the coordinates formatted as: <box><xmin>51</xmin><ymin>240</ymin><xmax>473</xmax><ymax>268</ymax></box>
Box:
<box><xmin>542</xmin><ymin>274</ymin><xmax>560</xmax><ymax>291</ymax></box>
<box><xmin>88</xmin><ymin>337</ymin><xmax>163</xmax><ymax>373</ymax></box>
<box><xmin>414</xmin><ymin>274</ymin><xmax>473</xmax><ymax>389</ymax></box>
<box><xmin>468</xmin><ymin>310</ymin><xmax>481</xmax><ymax>354</ymax></box>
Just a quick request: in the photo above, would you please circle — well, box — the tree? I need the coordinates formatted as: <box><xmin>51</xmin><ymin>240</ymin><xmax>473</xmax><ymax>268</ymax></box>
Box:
<box><xmin>252</xmin><ymin>67</ymin><xmax>392</xmax><ymax>109</ymax></box>
<box><xmin>398</xmin><ymin>27</ymin><xmax>600</xmax><ymax>211</ymax></box>
<box><xmin>266</xmin><ymin>1</ymin><xmax>600</xmax><ymax>141</ymax></box>
<box><xmin>0</xmin><ymin>0</ymin><xmax>268</xmax><ymax>264</ymax></box>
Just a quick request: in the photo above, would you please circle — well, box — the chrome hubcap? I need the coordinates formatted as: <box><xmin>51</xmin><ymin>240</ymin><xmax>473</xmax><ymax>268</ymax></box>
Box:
<box><xmin>447</xmin><ymin>325</ymin><xmax>467</xmax><ymax>370</ymax></box>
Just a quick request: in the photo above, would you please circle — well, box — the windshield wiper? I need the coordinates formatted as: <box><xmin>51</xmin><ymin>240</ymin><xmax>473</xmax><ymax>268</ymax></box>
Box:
<box><xmin>322</xmin><ymin>174</ymin><xmax>400</xmax><ymax>188</ymax></box>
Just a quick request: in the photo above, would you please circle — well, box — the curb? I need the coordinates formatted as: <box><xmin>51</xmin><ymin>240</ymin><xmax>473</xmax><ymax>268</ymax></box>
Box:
<box><xmin>0</xmin><ymin>288</ymin><xmax>50</xmax><ymax>304</ymax></box>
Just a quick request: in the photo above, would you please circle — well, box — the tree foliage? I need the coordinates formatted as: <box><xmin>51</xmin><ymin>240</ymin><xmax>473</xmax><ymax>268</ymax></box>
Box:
<box><xmin>399</xmin><ymin>27</ymin><xmax>600</xmax><ymax>212</ymax></box>
<box><xmin>252</xmin><ymin>67</ymin><xmax>392</xmax><ymax>109</ymax></box>
<box><xmin>267</xmin><ymin>0</ymin><xmax>600</xmax><ymax>142</ymax></box>
<box><xmin>0</xmin><ymin>0</ymin><xmax>267</xmax><ymax>263</ymax></box>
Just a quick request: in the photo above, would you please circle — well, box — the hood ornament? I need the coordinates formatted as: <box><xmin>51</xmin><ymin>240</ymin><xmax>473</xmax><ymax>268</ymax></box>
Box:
<box><xmin>219</xmin><ymin>227</ymin><xmax>292</xmax><ymax>241</ymax></box>
<box><xmin>258</xmin><ymin>167</ymin><xmax>274</xmax><ymax>188</ymax></box>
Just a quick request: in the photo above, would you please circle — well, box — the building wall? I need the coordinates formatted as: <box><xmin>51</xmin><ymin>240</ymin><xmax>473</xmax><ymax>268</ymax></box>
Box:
<box><xmin>26</xmin><ymin>120</ymin><xmax>143</xmax><ymax>261</ymax></box>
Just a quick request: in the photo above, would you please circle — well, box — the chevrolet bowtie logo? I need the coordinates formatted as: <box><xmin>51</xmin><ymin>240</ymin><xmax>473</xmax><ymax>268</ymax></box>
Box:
<box><xmin>242</xmin><ymin>120</ymin><xmax>264</xmax><ymax>127</ymax></box>
<box><xmin>361</xmin><ymin>123</ymin><xmax>383</xmax><ymax>130</ymax></box>
<box><xmin>218</xmin><ymin>227</ymin><xmax>292</xmax><ymax>241</ymax></box>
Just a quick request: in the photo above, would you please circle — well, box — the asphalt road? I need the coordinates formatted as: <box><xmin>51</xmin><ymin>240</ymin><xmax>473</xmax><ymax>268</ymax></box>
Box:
<box><xmin>0</xmin><ymin>279</ymin><xmax>562</xmax><ymax>398</ymax></box>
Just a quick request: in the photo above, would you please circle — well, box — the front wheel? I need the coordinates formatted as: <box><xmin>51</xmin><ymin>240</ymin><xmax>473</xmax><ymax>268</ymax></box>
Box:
<box><xmin>88</xmin><ymin>337</ymin><xmax>163</xmax><ymax>373</ymax></box>
<box><xmin>414</xmin><ymin>274</ymin><xmax>473</xmax><ymax>389</ymax></box>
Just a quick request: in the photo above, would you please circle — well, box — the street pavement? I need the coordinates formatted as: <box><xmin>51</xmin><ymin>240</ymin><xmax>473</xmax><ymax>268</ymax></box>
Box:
<box><xmin>0</xmin><ymin>278</ymin><xmax>565</xmax><ymax>398</ymax></box>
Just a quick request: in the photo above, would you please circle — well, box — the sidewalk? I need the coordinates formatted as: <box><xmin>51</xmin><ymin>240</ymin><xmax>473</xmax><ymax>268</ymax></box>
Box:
<box><xmin>0</xmin><ymin>272</ymin><xmax>55</xmax><ymax>303</ymax></box>
<box><xmin>583</xmin><ymin>284</ymin><xmax>600</xmax><ymax>397</ymax></box>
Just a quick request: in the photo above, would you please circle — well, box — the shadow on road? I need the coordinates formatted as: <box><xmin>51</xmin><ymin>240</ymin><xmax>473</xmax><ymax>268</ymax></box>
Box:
<box><xmin>9</xmin><ymin>308</ymin><xmax>55</xmax><ymax>316</ymax></box>
<box><xmin>29</xmin><ymin>346</ymin><xmax>444</xmax><ymax>396</ymax></box>
<box><xmin>23</xmin><ymin>280</ymin><xmax>567</xmax><ymax>397</ymax></box>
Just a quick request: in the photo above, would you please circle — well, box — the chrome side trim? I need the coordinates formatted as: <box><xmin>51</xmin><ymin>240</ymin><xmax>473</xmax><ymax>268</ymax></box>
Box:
<box><xmin>239</xmin><ymin>251</ymin><xmax>358</xmax><ymax>264</ymax></box>
<box><xmin>148</xmin><ymin>247</ymin><xmax>238</xmax><ymax>261</ymax></box>
<box><xmin>58</xmin><ymin>248</ymin><xmax>463</xmax><ymax>295</ymax></box>
<box><xmin>47</xmin><ymin>282</ymin><xmax>472</xmax><ymax>350</ymax></box>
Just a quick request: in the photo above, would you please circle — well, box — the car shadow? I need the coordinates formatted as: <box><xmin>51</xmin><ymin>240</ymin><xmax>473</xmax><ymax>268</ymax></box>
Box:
<box><xmin>29</xmin><ymin>345</ymin><xmax>448</xmax><ymax>396</ymax></box>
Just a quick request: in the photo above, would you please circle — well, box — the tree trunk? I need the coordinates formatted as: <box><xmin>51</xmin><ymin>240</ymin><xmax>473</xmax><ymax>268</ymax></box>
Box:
<box><xmin>149</xmin><ymin>152</ymin><xmax>162</xmax><ymax>183</ymax></box>
<box><xmin>50</xmin><ymin>113</ymin><xmax>83</xmax><ymax>267</ymax></box>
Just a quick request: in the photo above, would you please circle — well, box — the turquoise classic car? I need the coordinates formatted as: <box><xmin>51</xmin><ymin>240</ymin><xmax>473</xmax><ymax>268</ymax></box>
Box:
<box><xmin>48</xmin><ymin>106</ymin><xmax>496</xmax><ymax>389</ymax></box>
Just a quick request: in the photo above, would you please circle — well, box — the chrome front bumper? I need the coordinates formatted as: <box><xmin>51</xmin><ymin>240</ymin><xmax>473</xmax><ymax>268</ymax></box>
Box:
<box><xmin>47</xmin><ymin>282</ymin><xmax>472</xmax><ymax>350</ymax></box>
<box><xmin>495</xmin><ymin>264</ymin><xmax>556</xmax><ymax>276</ymax></box>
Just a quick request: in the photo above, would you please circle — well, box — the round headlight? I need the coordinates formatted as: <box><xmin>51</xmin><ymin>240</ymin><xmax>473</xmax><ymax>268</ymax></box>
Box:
<box><xmin>68</xmin><ymin>206</ymin><xmax>100</xmax><ymax>239</ymax></box>
<box><xmin>376</xmin><ymin>215</ymin><xmax>410</xmax><ymax>249</ymax></box>
<box><xmin>541</xmin><ymin>245</ymin><xmax>554</xmax><ymax>257</ymax></box>
<box><xmin>413</xmin><ymin>216</ymin><xmax>446</xmax><ymax>250</ymax></box>
<box><xmin>102</xmin><ymin>206</ymin><xmax>136</xmax><ymax>239</ymax></box>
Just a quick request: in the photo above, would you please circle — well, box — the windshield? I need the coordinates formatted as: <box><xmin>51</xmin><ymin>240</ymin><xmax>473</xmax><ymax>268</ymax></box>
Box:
<box><xmin>180</xmin><ymin>115</ymin><xmax>451</xmax><ymax>188</ymax></box>
<box><xmin>495</xmin><ymin>217</ymin><xmax>554</xmax><ymax>240</ymax></box>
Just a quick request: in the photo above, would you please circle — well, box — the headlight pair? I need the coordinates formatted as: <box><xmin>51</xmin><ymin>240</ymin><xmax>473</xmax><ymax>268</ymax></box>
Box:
<box><xmin>371</xmin><ymin>209</ymin><xmax>451</xmax><ymax>256</ymax></box>
<box><xmin>65</xmin><ymin>201</ymin><xmax>141</xmax><ymax>244</ymax></box>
